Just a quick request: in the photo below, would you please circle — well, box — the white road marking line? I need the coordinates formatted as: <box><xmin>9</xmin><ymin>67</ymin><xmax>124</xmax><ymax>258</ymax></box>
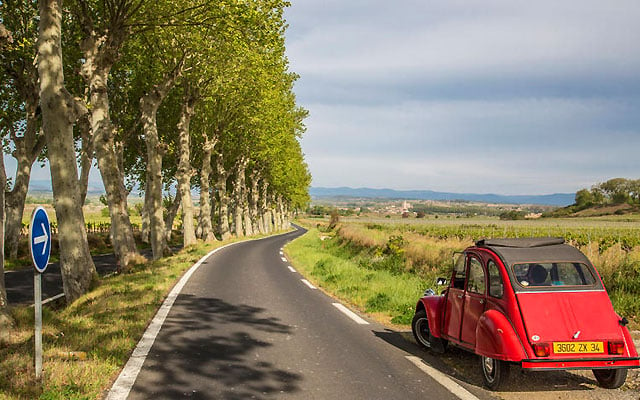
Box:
<box><xmin>301</xmin><ymin>279</ymin><xmax>317</xmax><ymax>289</ymax></box>
<box><xmin>405</xmin><ymin>356</ymin><xmax>479</xmax><ymax>400</ymax></box>
<box><xmin>332</xmin><ymin>303</ymin><xmax>369</xmax><ymax>325</ymax></box>
<box><xmin>107</xmin><ymin>235</ymin><xmax>280</xmax><ymax>400</ymax></box>
<box><xmin>287</xmin><ymin>266</ymin><xmax>296</xmax><ymax>273</ymax></box>
<box><xmin>281</xmin><ymin>257</ymin><xmax>287</xmax><ymax>262</ymax></box>
<box><xmin>279</xmin><ymin>250</ymin><xmax>283</xmax><ymax>255</ymax></box>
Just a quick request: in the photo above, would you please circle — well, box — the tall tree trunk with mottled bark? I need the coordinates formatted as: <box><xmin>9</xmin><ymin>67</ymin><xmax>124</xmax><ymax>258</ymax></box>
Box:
<box><xmin>141</xmin><ymin>179</ymin><xmax>150</xmax><ymax>243</ymax></box>
<box><xmin>164</xmin><ymin>190</ymin><xmax>181</xmax><ymax>244</ymax></box>
<box><xmin>271</xmin><ymin>194</ymin><xmax>280</xmax><ymax>231</ymax></box>
<box><xmin>260</xmin><ymin>180</ymin><xmax>270</xmax><ymax>234</ymax></box>
<box><xmin>140</xmin><ymin>63</ymin><xmax>182</xmax><ymax>260</ymax></box>
<box><xmin>215</xmin><ymin>155</ymin><xmax>231</xmax><ymax>240</ymax></box>
<box><xmin>250</xmin><ymin>172</ymin><xmax>263</xmax><ymax>234</ymax></box>
<box><xmin>175</xmin><ymin>86</ymin><xmax>197</xmax><ymax>246</ymax></box>
<box><xmin>232</xmin><ymin>158</ymin><xmax>247</xmax><ymax>237</ymax></box>
<box><xmin>37</xmin><ymin>0</ymin><xmax>96</xmax><ymax>303</ymax></box>
<box><xmin>0</xmin><ymin>152</ymin><xmax>7</xmax><ymax>311</ymax></box>
<box><xmin>77</xmin><ymin>114</ymin><xmax>92</xmax><ymax>206</ymax></box>
<box><xmin>78</xmin><ymin>14</ymin><xmax>140</xmax><ymax>269</ymax></box>
<box><xmin>198</xmin><ymin>136</ymin><xmax>216</xmax><ymax>241</ymax></box>
<box><xmin>4</xmin><ymin>56</ymin><xmax>44</xmax><ymax>260</ymax></box>
<box><xmin>243</xmin><ymin>169</ymin><xmax>255</xmax><ymax>237</ymax></box>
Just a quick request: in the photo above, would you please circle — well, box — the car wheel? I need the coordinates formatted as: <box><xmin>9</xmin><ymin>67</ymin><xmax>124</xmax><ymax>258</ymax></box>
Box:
<box><xmin>592</xmin><ymin>368</ymin><xmax>627</xmax><ymax>389</ymax></box>
<box><xmin>412</xmin><ymin>309</ymin><xmax>432</xmax><ymax>348</ymax></box>
<box><xmin>411</xmin><ymin>309</ymin><xmax>446</xmax><ymax>353</ymax></box>
<box><xmin>480</xmin><ymin>356</ymin><xmax>510</xmax><ymax>390</ymax></box>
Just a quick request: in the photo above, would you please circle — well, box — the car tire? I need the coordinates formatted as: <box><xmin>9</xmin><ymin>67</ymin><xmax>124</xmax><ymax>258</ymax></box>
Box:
<box><xmin>411</xmin><ymin>309</ymin><xmax>446</xmax><ymax>353</ymax></box>
<box><xmin>412</xmin><ymin>309</ymin><xmax>432</xmax><ymax>349</ymax></box>
<box><xmin>592</xmin><ymin>368</ymin><xmax>627</xmax><ymax>389</ymax></box>
<box><xmin>480</xmin><ymin>356</ymin><xmax>510</xmax><ymax>390</ymax></box>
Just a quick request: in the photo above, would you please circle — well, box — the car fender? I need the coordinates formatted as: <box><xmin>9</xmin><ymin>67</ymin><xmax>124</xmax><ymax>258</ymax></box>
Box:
<box><xmin>416</xmin><ymin>296</ymin><xmax>445</xmax><ymax>338</ymax></box>
<box><xmin>476</xmin><ymin>309</ymin><xmax>527</xmax><ymax>362</ymax></box>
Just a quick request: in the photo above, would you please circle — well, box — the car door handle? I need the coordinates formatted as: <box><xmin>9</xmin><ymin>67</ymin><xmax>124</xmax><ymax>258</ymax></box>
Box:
<box><xmin>457</xmin><ymin>294</ymin><xmax>463</xmax><ymax>299</ymax></box>
<box><xmin>479</xmin><ymin>299</ymin><xmax>485</xmax><ymax>304</ymax></box>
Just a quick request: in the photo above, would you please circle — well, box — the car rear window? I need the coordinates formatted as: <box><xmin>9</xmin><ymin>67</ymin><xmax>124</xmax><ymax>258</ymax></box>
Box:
<box><xmin>512</xmin><ymin>262</ymin><xmax>597</xmax><ymax>289</ymax></box>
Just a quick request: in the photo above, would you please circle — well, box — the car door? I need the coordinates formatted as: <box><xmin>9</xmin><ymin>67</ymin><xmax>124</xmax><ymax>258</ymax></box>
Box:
<box><xmin>460</xmin><ymin>255</ymin><xmax>487</xmax><ymax>346</ymax></box>
<box><xmin>443</xmin><ymin>253</ymin><xmax>467</xmax><ymax>341</ymax></box>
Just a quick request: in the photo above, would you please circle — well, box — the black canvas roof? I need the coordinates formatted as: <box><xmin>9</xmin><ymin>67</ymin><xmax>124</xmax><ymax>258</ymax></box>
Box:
<box><xmin>475</xmin><ymin>237</ymin><xmax>592</xmax><ymax>267</ymax></box>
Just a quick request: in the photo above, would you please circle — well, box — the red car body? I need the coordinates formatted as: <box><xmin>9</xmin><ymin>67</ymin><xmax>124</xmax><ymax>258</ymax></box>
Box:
<box><xmin>412</xmin><ymin>238</ymin><xmax>639</xmax><ymax>389</ymax></box>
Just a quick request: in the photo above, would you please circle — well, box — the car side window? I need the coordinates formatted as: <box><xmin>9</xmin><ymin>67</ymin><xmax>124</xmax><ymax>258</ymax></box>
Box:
<box><xmin>452</xmin><ymin>253</ymin><xmax>466</xmax><ymax>289</ymax></box>
<box><xmin>487</xmin><ymin>260</ymin><xmax>504</xmax><ymax>298</ymax></box>
<box><xmin>467</xmin><ymin>257</ymin><xmax>485</xmax><ymax>294</ymax></box>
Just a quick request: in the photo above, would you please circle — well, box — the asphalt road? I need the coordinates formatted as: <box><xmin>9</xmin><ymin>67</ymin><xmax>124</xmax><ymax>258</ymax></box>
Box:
<box><xmin>121</xmin><ymin>227</ymin><xmax>472</xmax><ymax>400</ymax></box>
<box><xmin>4</xmin><ymin>252</ymin><xmax>121</xmax><ymax>304</ymax></box>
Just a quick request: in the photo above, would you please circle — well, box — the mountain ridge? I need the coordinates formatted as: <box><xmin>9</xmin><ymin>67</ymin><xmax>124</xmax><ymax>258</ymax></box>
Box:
<box><xmin>310</xmin><ymin>187</ymin><xmax>574</xmax><ymax>206</ymax></box>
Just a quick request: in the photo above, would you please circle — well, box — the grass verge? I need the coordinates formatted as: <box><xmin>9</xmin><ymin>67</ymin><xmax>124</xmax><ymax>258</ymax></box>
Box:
<box><xmin>287</xmin><ymin>221</ymin><xmax>640</xmax><ymax>330</ymax></box>
<box><xmin>0</xmin><ymin>237</ymin><xmax>251</xmax><ymax>400</ymax></box>
<box><xmin>284</xmin><ymin>225</ymin><xmax>437</xmax><ymax>327</ymax></box>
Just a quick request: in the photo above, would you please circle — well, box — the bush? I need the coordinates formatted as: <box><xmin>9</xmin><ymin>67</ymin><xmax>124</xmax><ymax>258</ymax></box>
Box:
<box><xmin>499</xmin><ymin>210</ymin><xmax>526</xmax><ymax>220</ymax></box>
<box><xmin>328</xmin><ymin>210</ymin><xmax>340</xmax><ymax>229</ymax></box>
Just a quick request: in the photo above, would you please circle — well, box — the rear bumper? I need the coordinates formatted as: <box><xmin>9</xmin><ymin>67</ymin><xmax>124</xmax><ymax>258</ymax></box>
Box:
<box><xmin>522</xmin><ymin>357</ymin><xmax>640</xmax><ymax>371</ymax></box>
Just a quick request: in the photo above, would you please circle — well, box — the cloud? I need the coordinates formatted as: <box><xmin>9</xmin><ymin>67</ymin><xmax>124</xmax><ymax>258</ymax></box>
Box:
<box><xmin>286</xmin><ymin>1</ymin><xmax>640</xmax><ymax>194</ymax></box>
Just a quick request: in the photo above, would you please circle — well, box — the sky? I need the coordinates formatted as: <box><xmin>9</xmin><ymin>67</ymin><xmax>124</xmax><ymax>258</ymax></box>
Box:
<box><xmin>283</xmin><ymin>0</ymin><xmax>640</xmax><ymax>195</ymax></box>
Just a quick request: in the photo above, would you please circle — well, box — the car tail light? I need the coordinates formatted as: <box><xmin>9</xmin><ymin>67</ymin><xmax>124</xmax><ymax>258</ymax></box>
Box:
<box><xmin>532</xmin><ymin>342</ymin><xmax>550</xmax><ymax>357</ymax></box>
<box><xmin>608</xmin><ymin>341</ymin><xmax>625</xmax><ymax>355</ymax></box>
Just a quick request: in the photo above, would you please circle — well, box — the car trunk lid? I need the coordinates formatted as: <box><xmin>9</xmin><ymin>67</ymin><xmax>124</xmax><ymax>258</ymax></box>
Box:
<box><xmin>516</xmin><ymin>290</ymin><xmax>622</xmax><ymax>345</ymax></box>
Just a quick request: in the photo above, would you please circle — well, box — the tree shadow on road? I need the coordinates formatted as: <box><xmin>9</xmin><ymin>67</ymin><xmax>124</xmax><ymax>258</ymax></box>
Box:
<box><xmin>127</xmin><ymin>295</ymin><xmax>302</xmax><ymax>399</ymax></box>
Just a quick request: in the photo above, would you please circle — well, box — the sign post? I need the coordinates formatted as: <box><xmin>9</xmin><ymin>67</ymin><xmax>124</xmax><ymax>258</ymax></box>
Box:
<box><xmin>29</xmin><ymin>206</ymin><xmax>51</xmax><ymax>380</ymax></box>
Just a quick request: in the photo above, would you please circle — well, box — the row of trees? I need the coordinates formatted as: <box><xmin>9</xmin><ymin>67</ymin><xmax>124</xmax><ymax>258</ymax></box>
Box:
<box><xmin>0</xmin><ymin>0</ymin><xmax>310</xmax><ymax>310</ymax></box>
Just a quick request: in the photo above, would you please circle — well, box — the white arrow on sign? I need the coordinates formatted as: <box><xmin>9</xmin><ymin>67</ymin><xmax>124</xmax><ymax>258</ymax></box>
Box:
<box><xmin>33</xmin><ymin>223</ymin><xmax>48</xmax><ymax>255</ymax></box>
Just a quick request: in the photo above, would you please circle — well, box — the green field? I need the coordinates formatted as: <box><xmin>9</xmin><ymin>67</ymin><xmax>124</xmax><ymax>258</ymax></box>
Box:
<box><xmin>289</xmin><ymin>216</ymin><xmax>640</xmax><ymax>329</ymax></box>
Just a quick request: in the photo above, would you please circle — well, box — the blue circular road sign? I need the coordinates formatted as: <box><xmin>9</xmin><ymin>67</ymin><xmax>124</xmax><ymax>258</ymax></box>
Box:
<box><xmin>30</xmin><ymin>206</ymin><xmax>51</xmax><ymax>273</ymax></box>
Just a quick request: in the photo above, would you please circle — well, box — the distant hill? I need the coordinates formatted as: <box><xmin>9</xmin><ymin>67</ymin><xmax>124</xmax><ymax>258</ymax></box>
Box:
<box><xmin>28</xmin><ymin>179</ymin><xmax>105</xmax><ymax>195</ymax></box>
<box><xmin>309</xmin><ymin>187</ymin><xmax>575</xmax><ymax>206</ymax></box>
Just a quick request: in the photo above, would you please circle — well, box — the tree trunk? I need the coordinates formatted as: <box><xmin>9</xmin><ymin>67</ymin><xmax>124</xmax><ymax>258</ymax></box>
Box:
<box><xmin>175</xmin><ymin>86</ymin><xmax>197</xmax><ymax>247</ymax></box>
<box><xmin>78</xmin><ymin>14</ymin><xmax>140</xmax><ymax>268</ymax></box>
<box><xmin>5</xmin><ymin>95</ymin><xmax>44</xmax><ymax>259</ymax></box>
<box><xmin>260</xmin><ymin>181</ymin><xmax>271</xmax><ymax>234</ymax></box>
<box><xmin>215</xmin><ymin>155</ymin><xmax>231</xmax><ymax>240</ymax></box>
<box><xmin>37</xmin><ymin>0</ymin><xmax>96</xmax><ymax>303</ymax></box>
<box><xmin>251</xmin><ymin>172</ymin><xmax>263</xmax><ymax>234</ymax></box>
<box><xmin>90</xmin><ymin>70</ymin><xmax>140</xmax><ymax>268</ymax></box>
<box><xmin>141</xmin><ymin>179</ymin><xmax>150</xmax><ymax>243</ymax></box>
<box><xmin>232</xmin><ymin>159</ymin><xmax>247</xmax><ymax>237</ymax></box>
<box><xmin>164</xmin><ymin>190</ymin><xmax>181</xmax><ymax>244</ymax></box>
<box><xmin>140</xmin><ymin>63</ymin><xmax>182</xmax><ymax>260</ymax></box>
<box><xmin>77</xmin><ymin>114</ymin><xmax>92</xmax><ymax>206</ymax></box>
<box><xmin>198</xmin><ymin>136</ymin><xmax>216</xmax><ymax>241</ymax></box>
<box><xmin>273</xmin><ymin>194</ymin><xmax>282</xmax><ymax>231</ymax></box>
<box><xmin>243</xmin><ymin>170</ymin><xmax>254</xmax><ymax>237</ymax></box>
<box><xmin>0</xmin><ymin>152</ymin><xmax>7</xmax><ymax>311</ymax></box>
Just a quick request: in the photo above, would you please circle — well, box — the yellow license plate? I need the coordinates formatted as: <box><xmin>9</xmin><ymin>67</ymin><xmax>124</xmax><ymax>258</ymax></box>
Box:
<box><xmin>553</xmin><ymin>341</ymin><xmax>604</xmax><ymax>354</ymax></box>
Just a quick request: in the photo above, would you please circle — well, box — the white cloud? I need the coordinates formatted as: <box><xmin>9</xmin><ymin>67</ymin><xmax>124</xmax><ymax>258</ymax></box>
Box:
<box><xmin>285</xmin><ymin>1</ymin><xmax>640</xmax><ymax>194</ymax></box>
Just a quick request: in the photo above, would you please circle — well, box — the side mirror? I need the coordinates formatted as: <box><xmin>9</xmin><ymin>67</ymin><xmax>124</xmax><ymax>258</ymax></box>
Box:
<box><xmin>436</xmin><ymin>277</ymin><xmax>447</xmax><ymax>286</ymax></box>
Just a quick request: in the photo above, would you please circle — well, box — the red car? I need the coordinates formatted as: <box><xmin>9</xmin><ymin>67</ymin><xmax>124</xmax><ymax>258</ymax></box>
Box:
<box><xmin>412</xmin><ymin>238</ymin><xmax>639</xmax><ymax>390</ymax></box>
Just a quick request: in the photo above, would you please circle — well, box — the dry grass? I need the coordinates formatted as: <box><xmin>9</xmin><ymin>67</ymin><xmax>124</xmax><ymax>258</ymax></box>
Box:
<box><xmin>326</xmin><ymin>220</ymin><xmax>640</xmax><ymax>327</ymax></box>
<box><xmin>336</xmin><ymin>224</ymin><xmax>388</xmax><ymax>248</ymax></box>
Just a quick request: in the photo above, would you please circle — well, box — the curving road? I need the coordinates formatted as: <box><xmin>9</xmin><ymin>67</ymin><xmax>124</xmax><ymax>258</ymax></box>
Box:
<box><xmin>112</xmin><ymin>227</ymin><xmax>482</xmax><ymax>399</ymax></box>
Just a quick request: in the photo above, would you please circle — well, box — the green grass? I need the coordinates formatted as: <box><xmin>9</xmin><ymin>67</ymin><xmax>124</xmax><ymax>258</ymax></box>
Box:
<box><xmin>289</xmin><ymin>219</ymin><xmax>640</xmax><ymax>330</ymax></box>
<box><xmin>0</xmin><ymin>239</ymin><xmax>236</xmax><ymax>399</ymax></box>
<box><xmin>285</xmin><ymin>226</ymin><xmax>436</xmax><ymax>326</ymax></box>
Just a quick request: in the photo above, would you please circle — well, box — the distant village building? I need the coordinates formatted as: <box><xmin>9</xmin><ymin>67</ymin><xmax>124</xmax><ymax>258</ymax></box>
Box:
<box><xmin>402</xmin><ymin>201</ymin><xmax>411</xmax><ymax>213</ymax></box>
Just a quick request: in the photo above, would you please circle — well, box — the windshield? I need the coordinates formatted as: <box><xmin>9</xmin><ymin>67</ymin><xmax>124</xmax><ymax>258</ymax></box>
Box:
<box><xmin>512</xmin><ymin>262</ymin><xmax>598</xmax><ymax>289</ymax></box>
